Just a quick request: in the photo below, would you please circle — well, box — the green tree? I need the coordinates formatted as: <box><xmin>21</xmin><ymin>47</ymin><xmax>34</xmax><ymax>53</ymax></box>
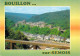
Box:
<box><xmin>60</xmin><ymin>29</ymin><xmax>70</xmax><ymax>42</ymax></box>
<box><xmin>60</xmin><ymin>29</ymin><xmax>70</xmax><ymax>38</ymax></box>
<box><xmin>50</xmin><ymin>28</ymin><xmax>61</xmax><ymax>35</ymax></box>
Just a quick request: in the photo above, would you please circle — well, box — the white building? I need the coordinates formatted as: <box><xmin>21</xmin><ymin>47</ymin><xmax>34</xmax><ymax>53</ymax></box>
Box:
<box><xmin>54</xmin><ymin>36</ymin><xmax>60</xmax><ymax>41</ymax></box>
<box><xmin>65</xmin><ymin>38</ymin><xmax>70</xmax><ymax>43</ymax></box>
<box><xmin>44</xmin><ymin>36</ymin><xmax>50</xmax><ymax>40</ymax></box>
<box><xmin>37</xmin><ymin>35</ymin><xmax>43</xmax><ymax>40</ymax></box>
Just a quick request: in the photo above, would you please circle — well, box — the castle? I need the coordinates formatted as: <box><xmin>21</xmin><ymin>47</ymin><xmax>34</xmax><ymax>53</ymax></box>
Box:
<box><xmin>15</xmin><ymin>20</ymin><xmax>53</xmax><ymax>29</ymax></box>
<box><xmin>15</xmin><ymin>20</ymin><xmax>64</xmax><ymax>32</ymax></box>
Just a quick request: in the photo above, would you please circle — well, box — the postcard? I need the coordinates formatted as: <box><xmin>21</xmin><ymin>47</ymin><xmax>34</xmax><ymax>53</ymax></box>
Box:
<box><xmin>0</xmin><ymin>0</ymin><xmax>80</xmax><ymax>56</ymax></box>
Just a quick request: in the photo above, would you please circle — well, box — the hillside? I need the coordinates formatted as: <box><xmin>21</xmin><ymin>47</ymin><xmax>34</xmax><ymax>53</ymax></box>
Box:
<box><xmin>5</xmin><ymin>12</ymin><xmax>37</xmax><ymax>22</ymax></box>
<box><xmin>27</xmin><ymin>10</ymin><xmax>70</xmax><ymax>29</ymax></box>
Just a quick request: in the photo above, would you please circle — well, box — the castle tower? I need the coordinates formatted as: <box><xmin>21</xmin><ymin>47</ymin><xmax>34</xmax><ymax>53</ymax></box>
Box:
<box><xmin>22</xmin><ymin>20</ymin><xmax>26</xmax><ymax>24</ymax></box>
<box><xmin>58</xmin><ymin>27</ymin><xmax>61</xmax><ymax>31</ymax></box>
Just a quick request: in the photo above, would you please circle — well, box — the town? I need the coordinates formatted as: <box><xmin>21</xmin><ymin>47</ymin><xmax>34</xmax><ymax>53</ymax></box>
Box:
<box><xmin>22</xmin><ymin>32</ymin><xmax>70</xmax><ymax>43</ymax></box>
<box><xmin>5</xmin><ymin>7</ymin><xmax>70</xmax><ymax>50</ymax></box>
<box><xmin>15</xmin><ymin>20</ymin><xmax>70</xmax><ymax>43</ymax></box>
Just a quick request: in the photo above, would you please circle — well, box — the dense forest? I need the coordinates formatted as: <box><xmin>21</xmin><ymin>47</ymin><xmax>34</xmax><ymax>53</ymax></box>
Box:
<box><xmin>5</xmin><ymin>18</ymin><xmax>29</xmax><ymax>40</ymax></box>
<box><xmin>27</xmin><ymin>10</ymin><xmax>70</xmax><ymax>29</ymax></box>
<box><xmin>5</xmin><ymin>12</ymin><xmax>36</xmax><ymax>22</ymax></box>
<box><xmin>5</xmin><ymin>18</ymin><xmax>29</xmax><ymax>49</ymax></box>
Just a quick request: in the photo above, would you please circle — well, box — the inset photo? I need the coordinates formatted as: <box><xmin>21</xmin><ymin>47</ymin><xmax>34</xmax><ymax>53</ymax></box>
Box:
<box><xmin>5</xmin><ymin>6</ymin><xmax>70</xmax><ymax>50</ymax></box>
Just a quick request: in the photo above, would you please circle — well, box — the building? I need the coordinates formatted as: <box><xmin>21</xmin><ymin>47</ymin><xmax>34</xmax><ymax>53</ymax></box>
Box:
<box><xmin>58</xmin><ymin>27</ymin><xmax>61</xmax><ymax>31</ymax></box>
<box><xmin>47</xmin><ymin>25</ymin><xmax>53</xmax><ymax>29</ymax></box>
<box><xmin>37</xmin><ymin>35</ymin><xmax>43</xmax><ymax>40</ymax></box>
<box><xmin>18</xmin><ymin>20</ymin><xmax>26</xmax><ymax>24</ymax></box>
<box><xmin>44</xmin><ymin>36</ymin><xmax>51</xmax><ymax>40</ymax></box>
<box><xmin>60</xmin><ymin>37</ymin><xmax>64</xmax><ymax>41</ymax></box>
<box><xmin>65</xmin><ymin>38</ymin><xmax>70</xmax><ymax>43</ymax></box>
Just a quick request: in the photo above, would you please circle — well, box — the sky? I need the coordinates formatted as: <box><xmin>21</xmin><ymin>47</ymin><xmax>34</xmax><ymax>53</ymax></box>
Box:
<box><xmin>5</xmin><ymin>6</ymin><xmax>70</xmax><ymax>14</ymax></box>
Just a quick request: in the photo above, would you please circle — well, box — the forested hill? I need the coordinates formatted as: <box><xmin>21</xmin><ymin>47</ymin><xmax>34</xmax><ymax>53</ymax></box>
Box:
<box><xmin>27</xmin><ymin>10</ymin><xmax>70</xmax><ymax>29</ymax></box>
<box><xmin>5</xmin><ymin>12</ymin><xmax>37</xmax><ymax>23</ymax></box>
